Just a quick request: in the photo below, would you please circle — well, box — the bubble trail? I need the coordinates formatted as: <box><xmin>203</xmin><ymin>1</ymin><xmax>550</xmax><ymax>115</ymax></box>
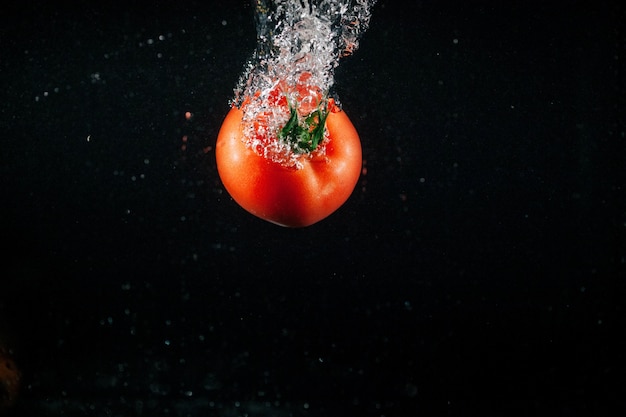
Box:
<box><xmin>231</xmin><ymin>0</ymin><xmax>376</xmax><ymax>167</ymax></box>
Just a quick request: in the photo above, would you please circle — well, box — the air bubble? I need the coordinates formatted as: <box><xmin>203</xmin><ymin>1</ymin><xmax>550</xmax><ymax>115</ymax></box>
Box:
<box><xmin>232</xmin><ymin>0</ymin><xmax>377</xmax><ymax>167</ymax></box>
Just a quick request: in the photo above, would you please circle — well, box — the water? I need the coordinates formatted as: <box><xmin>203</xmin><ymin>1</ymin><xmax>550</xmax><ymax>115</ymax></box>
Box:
<box><xmin>231</xmin><ymin>0</ymin><xmax>376</xmax><ymax>168</ymax></box>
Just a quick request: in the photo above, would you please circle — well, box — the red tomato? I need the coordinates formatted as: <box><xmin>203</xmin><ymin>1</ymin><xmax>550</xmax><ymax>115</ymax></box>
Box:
<box><xmin>215</xmin><ymin>101</ymin><xmax>362</xmax><ymax>227</ymax></box>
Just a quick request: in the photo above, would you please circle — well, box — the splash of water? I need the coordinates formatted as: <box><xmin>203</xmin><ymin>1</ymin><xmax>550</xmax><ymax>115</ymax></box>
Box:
<box><xmin>231</xmin><ymin>0</ymin><xmax>376</xmax><ymax>168</ymax></box>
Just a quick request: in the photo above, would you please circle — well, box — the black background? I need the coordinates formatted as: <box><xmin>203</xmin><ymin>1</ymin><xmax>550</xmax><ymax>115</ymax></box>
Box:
<box><xmin>1</xmin><ymin>1</ymin><xmax>624</xmax><ymax>416</ymax></box>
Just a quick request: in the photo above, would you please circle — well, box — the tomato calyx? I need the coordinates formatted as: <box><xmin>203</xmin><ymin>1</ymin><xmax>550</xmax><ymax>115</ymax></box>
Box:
<box><xmin>278</xmin><ymin>102</ymin><xmax>329</xmax><ymax>153</ymax></box>
<box><xmin>238</xmin><ymin>73</ymin><xmax>343</xmax><ymax>168</ymax></box>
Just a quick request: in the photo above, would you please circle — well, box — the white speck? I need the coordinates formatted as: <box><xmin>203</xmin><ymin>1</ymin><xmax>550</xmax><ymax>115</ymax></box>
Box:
<box><xmin>221</xmin><ymin>20</ymin><xmax>227</xmax><ymax>26</ymax></box>
<box><xmin>452</xmin><ymin>38</ymin><xmax>459</xmax><ymax>44</ymax></box>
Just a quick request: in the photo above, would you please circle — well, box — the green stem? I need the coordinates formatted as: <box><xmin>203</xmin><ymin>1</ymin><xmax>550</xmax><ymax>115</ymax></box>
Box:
<box><xmin>278</xmin><ymin>102</ymin><xmax>328</xmax><ymax>153</ymax></box>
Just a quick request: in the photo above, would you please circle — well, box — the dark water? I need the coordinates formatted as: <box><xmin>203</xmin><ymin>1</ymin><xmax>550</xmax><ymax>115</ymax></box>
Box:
<box><xmin>1</xmin><ymin>1</ymin><xmax>624</xmax><ymax>416</ymax></box>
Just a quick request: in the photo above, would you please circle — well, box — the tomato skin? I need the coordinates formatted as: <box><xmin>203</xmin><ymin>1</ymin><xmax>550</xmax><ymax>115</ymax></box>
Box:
<box><xmin>216</xmin><ymin>106</ymin><xmax>362</xmax><ymax>227</ymax></box>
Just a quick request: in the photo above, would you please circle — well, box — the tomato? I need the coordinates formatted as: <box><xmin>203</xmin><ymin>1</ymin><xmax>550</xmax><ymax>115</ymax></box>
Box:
<box><xmin>215</xmin><ymin>97</ymin><xmax>362</xmax><ymax>227</ymax></box>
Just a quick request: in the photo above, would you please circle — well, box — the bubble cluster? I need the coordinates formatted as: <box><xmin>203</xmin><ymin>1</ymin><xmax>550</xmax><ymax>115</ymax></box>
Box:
<box><xmin>232</xmin><ymin>0</ymin><xmax>376</xmax><ymax>167</ymax></box>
